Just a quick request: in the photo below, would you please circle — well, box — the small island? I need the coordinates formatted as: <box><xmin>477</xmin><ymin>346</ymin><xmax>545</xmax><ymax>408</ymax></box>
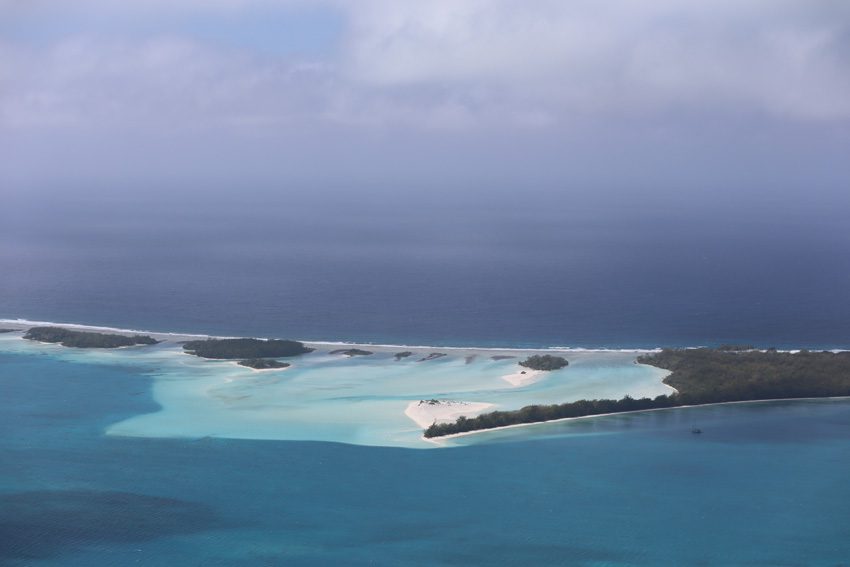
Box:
<box><xmin>183</xmin><ymin>338</ymin><xmax>314</xmax><ymax>359</ymax></box>
<box><xmin>329</xmin><ymin>348</ymin><xmax>373</xmax><ymax>356</ymax></box>
<box><xmin>425</xmin><ymin>347</ymin><xmax>850</xmax><ymax>438</ymax></box>
<box><xmin>0</xmin><ymin>329</ymin><xmax>17</xmax><ymax>334</ymax></box>
<box><xmin>24</xmin><ymin>327</ymin><xmax>159</xmax><ymax>348</ymax></box>
<box><xmin>519</xmin><ymin>354</ymin><xmax>569</xmax><ymax>371</ymax></box>
<box><xmin>502</xmin><ymin>354</ymin><xmax>570</xmax><ymax>386</ymax></box>
<box><xmin>237</xmin><ymin>359</ymin><xmax>291</xmax><ymax>370</ymax></box>
<box><xmin>394</xmin><ymin>351</ymin><xmax>413</xmax><ymax>361</ymax></box>
<box><xmin>418</xmin><ymin>352</ymin><xmax>447</xmax><ymax>362</ymax></box>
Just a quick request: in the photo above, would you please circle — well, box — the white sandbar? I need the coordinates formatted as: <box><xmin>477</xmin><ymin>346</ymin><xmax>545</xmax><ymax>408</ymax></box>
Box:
<box><xmin>229</xmin><ymin>361</ymin><xmax>292</xmax><ymax>373</ymax></box>
<box><xmin>405</xmin><ymin>400</ymin><xmax>495</xmax><ymax>429</ymax></box>
<box><xmin>502</xmin><ymin>369</ymin><xmax>544</xmax><ymax>387</ymax></box>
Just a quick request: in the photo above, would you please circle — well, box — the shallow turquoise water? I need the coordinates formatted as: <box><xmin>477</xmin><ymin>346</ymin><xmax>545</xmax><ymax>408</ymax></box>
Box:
<box><xmin>0</xmin><ymin>333</ymin><xmax>672</xmax><ymax>448</ymax></box>
<box><xmin>4</xmin><ymin>342</ymin><xmax>850</xmax><ymax>565</ymax></box>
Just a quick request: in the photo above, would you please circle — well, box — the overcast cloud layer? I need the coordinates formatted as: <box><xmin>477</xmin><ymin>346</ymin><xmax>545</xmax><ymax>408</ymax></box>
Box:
<box><xmin>2</xmin><ymin>0</ymin><xmax>849</xmax><ymax>198</ymax></box>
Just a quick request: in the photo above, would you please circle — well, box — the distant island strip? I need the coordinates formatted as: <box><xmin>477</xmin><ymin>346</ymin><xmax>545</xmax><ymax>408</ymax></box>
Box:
<box><xmin>18</xmin><ymin>328</ymin><xmax>316</xmax><ymax>370</ymax></box>
<box><xmin>237</xmin><ymin>359</ymin><xmax>291</xmax><ymax>370</ymax></box>
<box><xmin>329</xmin><ymin>348</ymin><xmax>373</xmax><ymax>356</ymax></box>
<box><xmin>183</xmin><ymin>338</ymin><xmax>314</xmax><ymax>359</ymax></box>
<box><xmin>12</xmin><ymin>326</ymin><xmax>478</xmax><ymax>370</ymax></box>
<box><xmin>425</xmin><ymin>348</ymin><xmax>850</xmax><ymax>438</ymax></box>
<box><xmin>23</xmin><ymin>327</ymin><xmax>159</xmax><ymax>348</ymax></box>
<box><xmin>17</xmin><ymin>325</ymin><xmax>850</xmax><ymax>439</ymax></box>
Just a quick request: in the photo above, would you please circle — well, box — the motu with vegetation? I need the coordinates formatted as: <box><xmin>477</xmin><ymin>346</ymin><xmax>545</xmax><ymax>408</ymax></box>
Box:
<box><xmin>638</xmin><ymin>348</ymin><xmax>850</xmax><ymax>402</ymax></box>
<box><xmin>425</xmin><ymin>348</ymin><xmax>850</xmax><ymax>438</ymax></box>
<box><xmin>519</xmin><ymin>354</ymin><xmax>569</xmax><ymax>371</ymax></box>
<box><xmin>237</xmin><ymin>359</ymin><xmax>291</xmax><ymax>370</ymax></box>
<box><xmin>329</xmin><ymin>348</ymin><xmax>373</xmax><ymax>356</ymax></box>
<box><xmin>183</xmin><ymin>338</ymin><xmax>314</xmax><ymax>359</ymax></box>
<box><xmin>418</xmin><ymin>353</ymin><xmax>447</xmax><ymax>362</ymax></box>
<box><xmin>24</xmin><ymin>327</ymin><xmax>159</xmax><ymax>348</ymax></box>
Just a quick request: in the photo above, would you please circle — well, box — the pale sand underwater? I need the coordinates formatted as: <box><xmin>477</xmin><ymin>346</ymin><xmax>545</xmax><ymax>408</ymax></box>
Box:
<box><xmin>0</xmin><ymin>326</ymin><xmax>672</xmax><ymax>448</ymax></box>
<box><xmin>502</xmin><ymin>368</ymin><xmax>544</xmax><ymax>386</ymax></box>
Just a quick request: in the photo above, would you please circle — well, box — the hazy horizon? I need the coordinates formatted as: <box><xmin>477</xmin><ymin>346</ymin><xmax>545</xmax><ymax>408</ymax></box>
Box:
<box><xmin>2</xmin><ymin>1</ymin><xmax>849</xmax><ymax>207</ymax></box>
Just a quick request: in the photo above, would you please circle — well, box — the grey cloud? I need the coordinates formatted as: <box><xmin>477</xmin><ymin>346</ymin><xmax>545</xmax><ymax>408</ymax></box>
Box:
<box><xmin>3</xmin><ymin>0</ymin><xmax>850</xmax><ymax>132</ymax></box>
<box><xmin>1</xmin><ymin>0</ymin><xmax>848</xmax><ymax>196</ymax></box>
<box><xmin>343</xmin><ymin>0</ymin><xmax>850</xmax><ymax>122</ymax></box>
<box><xmin>1</xmin><ymin>37</ymin><xmax>338</xmax><ymax>130</ymax></box>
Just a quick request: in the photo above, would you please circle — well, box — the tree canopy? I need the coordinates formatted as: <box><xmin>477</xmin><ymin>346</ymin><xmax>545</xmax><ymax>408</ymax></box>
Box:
<box><xmin>425</xmin><ymin>348</ymin><xmax>850</xmax><ymax>438</ymax></box>
<box><xmin>183</xmin><ymin>338</ymin><xmax>313</xmax><ymax>359</ymax></box>
<box><xmin>24</xmin><ymin>327</ymin><xmax>159</xmax><ymax>348</ymax></box>
<box><xmin>519</xmin><ymin>354</ymin><xmax>569</xmax><ymax>371</ymax></box>
<box><xmin>237</xmin><ymin>358</ymin><xmax>291</xmax><ymax>369</ymax></box>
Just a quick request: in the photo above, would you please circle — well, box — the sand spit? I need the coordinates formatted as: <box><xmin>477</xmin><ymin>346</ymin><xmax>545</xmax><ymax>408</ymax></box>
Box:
<box><xmin>405</xmin><ymin>400</ymin><xmax>495</xmax><ymax>429</ymax></box>
<box><xmin>502</xmin><ymin>369</ymin><xmax>545</xmax><ymax>387</ymax></box>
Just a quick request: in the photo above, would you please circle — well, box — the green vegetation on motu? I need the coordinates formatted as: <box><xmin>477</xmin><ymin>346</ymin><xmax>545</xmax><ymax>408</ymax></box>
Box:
<box><xmin>183</xmin><ymin>338</ymin><xmax>314</xmax><ymax>359</ymax></box>
<box><xmin>23</xmin><ymin>327</ymin><xmax>159</xmax><ymax>348</ymax></box>
<box><xmin>639</xmin><ymin>348</ymin><xmax>850</xmax><ymax>401</ymax></box>
<box><xmin>0</xmin><ymin>329</ymin><xmax>17</xmax><ymax>334</ymax></box>
<box><xmin>417</xmin><ymin>352</ymin><xmax>447</xmax><ymax>362</ymax></box>
<box><xmin>519</xmin><ymin>354</ymin><xmax>569</xmax><ymax>371</ymax></box>
<box><xmin>237</xmin><ymin>358</ymin><xmax>291</xmax><ymax>370</ymax></box>
<box><xmin>329</xmin><ymin>348</ymin><xmax>373</xmax><ymax>356</ymax></box>
<box><xmin>424</xmin><ymin>348</ymin><xmax>850</xmax><ymax>438</ymax></box>
<box><xmin>394</xmin><ymin>351</ymin><xmax>413</xmax><ymax>360</ymax></box>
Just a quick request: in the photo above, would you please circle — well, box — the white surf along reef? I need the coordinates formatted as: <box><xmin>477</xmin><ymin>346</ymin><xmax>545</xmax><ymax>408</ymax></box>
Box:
<box><xmin>0</xmin><ymin>319</ymin><xmax>673</xmax><ymax>448</ymax></box>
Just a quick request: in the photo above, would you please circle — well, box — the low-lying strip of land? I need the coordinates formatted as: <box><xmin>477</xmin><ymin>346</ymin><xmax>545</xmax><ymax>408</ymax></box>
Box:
<box><xmin>23</xmin><ymin>327</ymin><xmax>159</xmax><ymax>348</ymax></box>
<box><xmin>183</xmin><ymin>338</ymin><xmax>314</xmax><ymax>359</ymax></box>
<box><xmin>425</xmin><ymin>348</ymin><xmax>850</xmax><ymax>438</ymax></box>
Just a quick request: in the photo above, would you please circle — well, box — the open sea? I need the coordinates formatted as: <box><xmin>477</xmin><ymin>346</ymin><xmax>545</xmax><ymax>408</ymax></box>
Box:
<box><xmin>3</xmin><ymin>188</ymin><xmax>850</xmax><ymax>564</ymax></box>
<box><xmin>3</xmin><ymin>188</ymin><xmax>850</xmax><ymax>349</ymax></box>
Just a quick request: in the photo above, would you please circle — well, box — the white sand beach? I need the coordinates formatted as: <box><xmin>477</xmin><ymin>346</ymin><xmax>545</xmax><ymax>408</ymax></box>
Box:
<box><xmin>405</xmin><ymin>400</ymin><xmax>495</xmax><ymax>429</ymax></box>
<box><xmin>502</xmin><ymin>368</ymin><xmax>544</xmax><ymax>387</ymax></box>
<box><xmin>229</xmin><ymin>361</ymin><xmax>292</xmax><ymax>373</ymax></box>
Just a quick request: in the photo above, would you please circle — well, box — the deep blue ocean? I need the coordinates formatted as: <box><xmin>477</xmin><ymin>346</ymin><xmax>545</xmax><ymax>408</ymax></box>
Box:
<box><xmin>4</xmin><ymin>349</ymin><xmax>850</xmax><ymax>565</ymax></box>
<box><xmin>3</xmin><ymin>188</ymin><xmax>850</xmax><ymax>348</ymax></box>
<box><xmin>4</xmin><ymin>187</ymin><xmax>850</xmax><ymax>564</ymax></box>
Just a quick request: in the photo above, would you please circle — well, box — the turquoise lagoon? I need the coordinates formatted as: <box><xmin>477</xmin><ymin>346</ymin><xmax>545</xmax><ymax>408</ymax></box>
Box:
<box><xmin>3</xmin><ymin>328</ymin><xmax>850</xmax><ymax>565</ymax></box>
<box><xmin>0</xmin><ymin>330</ymin><xmax>673</xmax><ymax>448</ymax></box>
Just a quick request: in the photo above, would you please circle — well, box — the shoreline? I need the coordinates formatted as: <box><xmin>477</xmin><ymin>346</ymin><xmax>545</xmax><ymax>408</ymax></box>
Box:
<box><xmin>405</xmin><ymin>400</ymin><xmax>496</xmax><ymax>429</ymax></box>
<box><xmin>502</xmin><ymin>369</ymin><xmax>544</xmax><ymax>387</ymax></box>
<box><xmin>4</xmin><ymin>317</ymin><xmax>847</xmax><ymax>354</ymax></box>
<box><xmin>426</xmin><ymin>395</ymin><xmax>850</xmax><ymax>442</ymax></box>
<box><xmin>228</xmin><ymin>360</ymin><xmax>292</xmax><ymax>374</ymax></box>
<box><xmin>6</xmin><ymin>322</ymin><xmax>847</xmax><ymax>449</ymax></box>
<box><xmin>0</xmin><ymin>318</ymin><xmax>667</xmax><ymax>354</ymax></box>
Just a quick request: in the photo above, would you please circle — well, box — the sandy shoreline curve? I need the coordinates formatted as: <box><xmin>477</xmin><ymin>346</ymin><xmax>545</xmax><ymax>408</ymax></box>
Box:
<box><xmin>428</xmin><ymin>395</ymin><xmax>850</xmax><ymax>441</ymax></box>
<box><xmin>228</xmin><ymin>361</ymin><xmax>292</xmax><ymax>373</ymax></box>
<box><xmin>405</xmin><ymin>400</ymin><xmax>495</xmax><ymax>429</ymax></box>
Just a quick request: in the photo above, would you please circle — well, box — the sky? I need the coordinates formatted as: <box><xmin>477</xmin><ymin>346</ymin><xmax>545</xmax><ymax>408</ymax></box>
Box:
<box><xmin>2</xmin><ymin>0</ymin><xmax>849</xmax><ymax>206</ymax></box>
